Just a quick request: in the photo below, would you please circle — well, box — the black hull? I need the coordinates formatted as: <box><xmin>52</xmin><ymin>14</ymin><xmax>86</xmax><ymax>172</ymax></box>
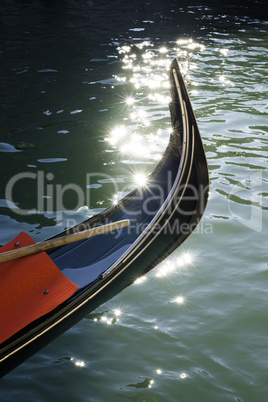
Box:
<box><xmin>0</xmin><ymin>58</ymin><xmax>209</xmax><ymax>377</ymax></box>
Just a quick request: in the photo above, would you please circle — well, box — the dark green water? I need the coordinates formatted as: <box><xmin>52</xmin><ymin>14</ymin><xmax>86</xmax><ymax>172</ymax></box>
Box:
<box><xmin>0</xmin><ymin>1</ymin><xmax>267</xmax><ymax>400</ymax></box>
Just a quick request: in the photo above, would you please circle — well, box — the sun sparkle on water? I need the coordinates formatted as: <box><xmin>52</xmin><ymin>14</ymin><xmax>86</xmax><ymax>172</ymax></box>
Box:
<box><xmin>134</xmin><ymin>276</ymin><xmax>147</xmax><ymax>285</ymax></box>
<box><xmin>113</xmin><ymin>308</ymin><xmax>122</xmax><ymax>317</ymax></box>
<box><xmin>176</xmin><ymin>250</ymin><xmax>197</xmax><ymax>268</ymax></box>
<box><xmin>159</xmin><ymin>46</ymin><xmax>168</xmax><ymax>54</ymax></box>
<box><xmin>106</xmin><ymin>38</ymin><xmax>208</xmax><ymax>210</ymax></box>
<box><xmin>125</xmin><ymin>96</ymin><xmax>135</xmax><ymax>105</ymax></box>
<box><xmin>174</xmin><ymin>296</ymin><xmax>185</xmax><ymax>305</ymax></box>
<box><xmin>75</xmin><ymin>360</ymin><xmax>85</xmax><ymax>368</ymax></box>
<box><xmin>107</xmin><ymin>125</ymin><xmax>128</xmax><ymax>145</ymax></box>
<box><xmin>133</xmin><ymin>172</ymin><xmax>148</xmax><ymax>187</ymax></box>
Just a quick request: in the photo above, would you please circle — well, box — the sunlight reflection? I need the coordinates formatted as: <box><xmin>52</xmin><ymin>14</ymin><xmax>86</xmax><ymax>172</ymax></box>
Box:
<box><xmin>142</xmin><ymin>51</ymin><xmax>154</xmax><ymax>60</ymax></box>
<box><xmin>156</xmin><ymin>250</ymin><xmax>196</xmax><ymax>278</ymax></box>
<box><xmin>113</xmin><ymin>195</ymin><xmax>118</xmax><ymax>205</ymax></box>
<box><xmin>113</xmin><ymin>75</ymin><xmax>127</xmax><ymax>83</ymax></box>
<box><xmin>176</xmin><ymin>38</ymin><xmax>191</xmax><ymax>45</ymax></box>
<box><xmin>219</xmin><ymin>75</ymin><xmax>234</xmax><ymax>86</ymax></box>
<box><xmin>155</xmin><ymin>261</ymin><xmax>176</xmax><ymax>278</ymax></box>
<box><xmin>112</xmin><ymin>191</ymin><xmax>126</xmax><ymax>206</ymax></box>
<box><xmin>134</xmin><ymin>276</ymin><xmax>147</xmax><ymax>285</ymax></box>
<box><xmin>159</xmin><ymin>46</ymin><xmax>168</xmax><ymax>54</ymax></box>
<box><xmin>148</xmin><ymin>93</ymin><xmax>171</xmax><ymax>104</ymax></box>
<box><xmin>113</xmin><ymin>308</ymin><xmax>122</xmax><ymax>317</ymax></box>
<box><xmin>148</xmin><ymin>379</ymin><xmax>154</xmax><ymax>388</ymax></box>
<box><xmin>174</xmin><ymin>295</ymin><xmax>185</xmax><ymax>305</ymax></box>
<box><xmin>107</xmin><ymin>37</ymin><xmax>206</xmax><ymax>184</ymax></box>
<box><xmin>219</xmin><ymin>48</ymin><xmax>229</xmax><ymax>56</ymax></box>
<box><xmin>135</xmin><ymin>41</ymin><xmax>152</xmax><ymax>49</ymax></box>
<box><xmin>125</xmin><ymin>96</ymin><xmax>135</xmax><ymax>106</ymax></box>
<box><xmin>180</xmin><ymin>252</ymin><xmax>193</xmax><ymax>266</ymax></box>
<box><xmin>133</xmin><ymin>172</ymin><xmax>148</xmax><ymax>187</ymax></box>
<box><xmin>176</xmin><ymin>38</ymin><xmax>205</xmax><ymax>53</ymax></box>
<box><xmin>95</xmin><ymin>307</ymin><xmax>124</xmax><ymax>326</ymax></box>
<box><xmin>118</xmin><ymin>45</ymin><xmax>131</xmax><ymax>54</ymax></box>
<box><xmin>120</xmin><ymin>142</ymin><xmax>148</xmax><ymax>157</ymax></box>
<box><xmin>130</xmin><ymin>109</ymin><xmax>149</xmax><ymax>123</ymax></box>
<box><xmin>107</xmin><ymin>125</ymin><xmax>127</xmax><ymax>145</ymax></box>
<box><xmin>75</xmin><ymin>360</ymin><xmax>85</xmax><ymax>368</ymax></box>
<box><xmin>176</xmin><ymin>250</ymin><xmax>196</xmax><ymax>268</ymax></box>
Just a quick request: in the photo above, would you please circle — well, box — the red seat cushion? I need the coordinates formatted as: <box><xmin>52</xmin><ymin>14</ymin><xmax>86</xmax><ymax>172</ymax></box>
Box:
<box><xmin>0</xmin><ymin>232</ymin><xmax>78</xmax><ymax>344</ymax></box>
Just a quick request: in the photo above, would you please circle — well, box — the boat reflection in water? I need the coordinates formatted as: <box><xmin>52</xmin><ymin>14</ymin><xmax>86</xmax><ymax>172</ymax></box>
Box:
<box><xmin>0</xmin><ymin>58</ymin><xmax>209</xmax><ymax>377</ymax></box>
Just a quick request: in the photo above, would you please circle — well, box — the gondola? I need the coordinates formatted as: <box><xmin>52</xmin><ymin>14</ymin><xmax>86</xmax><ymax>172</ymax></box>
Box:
<box><xmin>0</xmin><ymin>58</ymin><xmax>209</xmax><ymax>377</ymax></box>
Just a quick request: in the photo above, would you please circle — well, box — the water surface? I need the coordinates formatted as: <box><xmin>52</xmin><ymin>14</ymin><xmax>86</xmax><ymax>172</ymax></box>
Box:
<box><xmin>0</xmin><ymin>1</ymin><xmax>267</xmax><ymax>401</ymax></box>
